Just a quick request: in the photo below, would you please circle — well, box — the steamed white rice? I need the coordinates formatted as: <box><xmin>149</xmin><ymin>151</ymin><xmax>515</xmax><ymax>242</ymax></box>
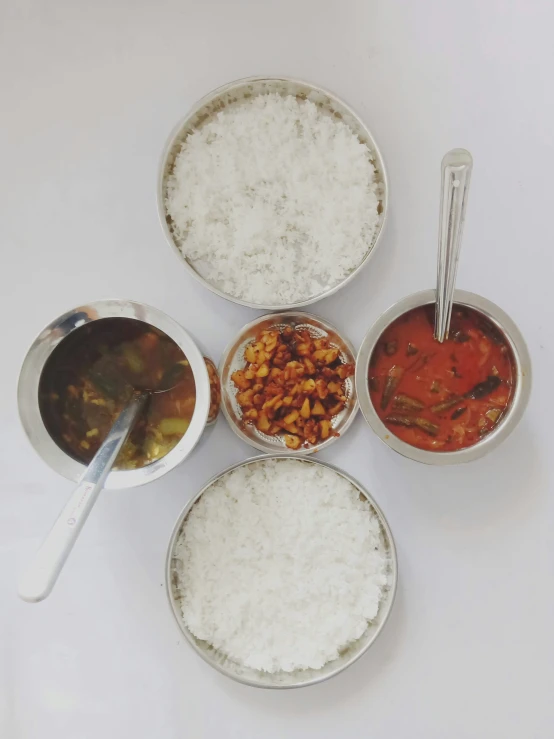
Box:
<box><xmin>174</xmin><ymin>459</ymin><xmax>390</xmax><ymax>673</ymax></box>
<box><xmin>165</xmin><ymin>94</ymin><xmax>381</xmax><ymax>305</ymax></box>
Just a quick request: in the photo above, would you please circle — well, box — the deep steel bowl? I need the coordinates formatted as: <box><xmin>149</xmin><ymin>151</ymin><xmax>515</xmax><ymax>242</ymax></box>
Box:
<box><xmin>17</xmin><ymin>300</ymin><xmax>212</xmax><ymax>490</ymax></box>
<box><xmin>157</xmin><ymin>76</ymin><xmax>388</xmax><ymax>310</ymax></box>
<box><xmin>165</xmin><ymin>455</ymin><xmax>398</xmax><ymax>689</ymax></box>
<box><xmin>219</xmin><ymin>312</ymin><xmax>358</xmax><ymax>454</ymax></box>
<box><xmin>355</xmin><ymin>289</ymin><xmax>532</xmax><ymax>464</ymax></box>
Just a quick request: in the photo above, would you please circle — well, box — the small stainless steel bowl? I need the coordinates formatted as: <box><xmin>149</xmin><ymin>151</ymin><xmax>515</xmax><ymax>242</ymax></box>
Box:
<box><xmin>219</xmin><ymin>312</ymin><xmax>358</xmax><ymax>454</ymax></box>
<box><xmin>355</xmin><ymin>289</ymin><xmax>532</xmax><ymax>465</ymax></box>
<box><xmin>165</xmin><ymin>455</ymin><xmax>398</xmax><ymax>689</ymax></box>
<box><xmin>157</xmin><ymin>75</ymin><xmax>388</xmax><ymax>310</ymax></box>
<box><xmin>18</xmin><ymin>300</ymin><xmax>212</xmax><ymax>490</ymax></box>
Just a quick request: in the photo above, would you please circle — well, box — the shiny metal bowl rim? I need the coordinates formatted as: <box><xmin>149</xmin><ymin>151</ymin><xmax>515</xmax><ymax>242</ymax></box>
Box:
<box><xmin>165</xmin><ymin>454</ymin><xmax>398</xmax><ymax>689</ymax></box>
<box><xmin>17</xmin><ymin>299</ymin><xmax>211</xmax><ymax>490</ymax></box>
<box><xmin>218</xmin><ymin>311</ymin><xmax>359</xmax><ymax>454</ymax></box>
<box><xmin>355</xmin><ymin>289</ymin><xmax>532</xmax><ymax>465</ymax></box>
<box><xmin>156</xmin><ymin>75</ymin><xmax>389</xmax><ymax>310</ymax></box>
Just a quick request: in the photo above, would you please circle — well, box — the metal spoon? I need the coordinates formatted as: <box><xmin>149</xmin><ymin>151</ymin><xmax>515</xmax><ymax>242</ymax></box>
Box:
<box><xmin>434</xmin><ymin>148</ymin><xmax>473</xmax><ymax>342</ymax></box>
<box><xmin>18</xmin><ymin>392</ymin><xmax>148</xmax><ymax>603</ymax></box>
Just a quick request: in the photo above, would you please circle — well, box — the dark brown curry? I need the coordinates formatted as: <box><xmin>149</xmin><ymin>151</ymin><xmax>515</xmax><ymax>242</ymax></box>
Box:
<box><xmin>39</xmin><ymin>318</ymin><xmax>196</xmax><ymax>469</ymax></box>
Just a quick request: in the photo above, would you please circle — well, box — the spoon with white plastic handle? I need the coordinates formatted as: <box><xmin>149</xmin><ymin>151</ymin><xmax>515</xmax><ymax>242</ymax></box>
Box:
<box><xmin>18</xmin><ymin>392</ymin><xmax>148</xmax><ymax>603</ymax></box>
<box><xmin>434</xmin><ymin>148</ymin><xmax>473</xmax><ymax>342</ymax></box>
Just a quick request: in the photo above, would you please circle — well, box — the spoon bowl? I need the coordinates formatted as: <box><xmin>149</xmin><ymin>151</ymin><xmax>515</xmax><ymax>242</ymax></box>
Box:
<box><xmin>17</xmin><ymin>300</ymin><xmax>211</xmax><ymax>490</ymax></box>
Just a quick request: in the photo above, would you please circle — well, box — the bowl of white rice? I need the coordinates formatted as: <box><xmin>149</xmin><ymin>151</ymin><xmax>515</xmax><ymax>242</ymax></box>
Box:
<box><xmin>166</xmin><ymin>456</ymin><xmax>397</xmax><ymax>688</ymax></box>
<box><xmin>158</xmin><ymin>77</ymin><xmax>388</xmax><ymax>309</ymax></box>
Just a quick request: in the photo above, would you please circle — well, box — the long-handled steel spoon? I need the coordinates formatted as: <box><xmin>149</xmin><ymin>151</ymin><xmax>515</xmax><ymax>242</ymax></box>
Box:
<box><xmin>18</xmin><ymin>392</ymin><xmax>148</xmax><ymax>603</ymax></box>
<box><xmin>435</xmin><ymin>148</ymin><xmax>473</xmax><ymax>342</ymax></box>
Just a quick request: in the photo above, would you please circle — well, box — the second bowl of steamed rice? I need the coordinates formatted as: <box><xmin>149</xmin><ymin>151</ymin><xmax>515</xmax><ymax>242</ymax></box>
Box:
<box><xmin>158</xmin><ymin>77</ymin><xmax>388</xmax><ymax>309</ymax></box>
<box><xmin>166</xmin><ymin>456</ymin><xmax>397</xmax><ymax>688</ymax></box>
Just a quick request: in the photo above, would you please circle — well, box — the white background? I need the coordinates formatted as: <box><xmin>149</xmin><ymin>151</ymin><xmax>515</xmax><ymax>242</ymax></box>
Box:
<box><xmin>2</xmin><ymin>1</ymin><xmax>553</xmax><ymax>737</ymax></box>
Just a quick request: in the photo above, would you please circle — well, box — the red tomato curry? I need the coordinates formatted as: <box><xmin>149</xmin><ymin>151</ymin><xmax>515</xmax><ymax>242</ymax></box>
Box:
<box><xmin>369</xmin><ymin>305</ymin><xmax>515</xmax><ymax>451</ymax></box>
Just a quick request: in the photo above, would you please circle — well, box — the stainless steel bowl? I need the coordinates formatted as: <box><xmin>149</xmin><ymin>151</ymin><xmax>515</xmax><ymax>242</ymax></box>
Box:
<box><xmin>18</xmin><ymin>300</ymin><xmax>212</xmax><ymax>490</ymax></box>
<box><xmin>219</xmin><ymin>312</ymin><xmax>358</xmax><ymax>454</ymax></box>
<box><xmin>157</xmin><ymin>76</ymin><xmax>388</xmax><ymax>310</ymax></box>
<box><xmin>355</xmin><ymin>289</ymin><xmax>532</xmax><ymax>464</ymax></box>
<box><xmin>165</xmin><ymin>455</ymin><xmax>398</xmax><ymax>689</ymax></box>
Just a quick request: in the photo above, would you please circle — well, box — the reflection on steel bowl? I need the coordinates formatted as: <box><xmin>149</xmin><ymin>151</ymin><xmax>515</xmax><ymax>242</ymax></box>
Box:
<box><xmin>18</xmin><ymin>300</ymin><xmax>214</xmax><ymax>489</ymax></box>
<box><xmin>204</xmin><ymin>357</ymin><xmax>221</xmax><ymax>425</ymax></box>
<box><xmin>356</xmin><ymin>290</ymin><xmax>532</xmax><ymax>465</ymax></box>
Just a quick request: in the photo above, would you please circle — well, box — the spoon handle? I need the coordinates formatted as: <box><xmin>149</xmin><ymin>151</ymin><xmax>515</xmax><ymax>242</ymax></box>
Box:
<box><xmin>18</xmin><ymin>393</ymin><xmax>148</xmax><ymax>603</ymax></box>
<box><xmin>435</xmin><ymin>149</ymin><xmax>473</xmax><ymax>342</ymax></box>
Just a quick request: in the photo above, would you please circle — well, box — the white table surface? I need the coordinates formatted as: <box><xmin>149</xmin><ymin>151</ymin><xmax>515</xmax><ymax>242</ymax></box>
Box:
<box><xmin>2</xmin><ymin>1</ymin><xmax>553</xmax><ymax>737</ymax></box>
